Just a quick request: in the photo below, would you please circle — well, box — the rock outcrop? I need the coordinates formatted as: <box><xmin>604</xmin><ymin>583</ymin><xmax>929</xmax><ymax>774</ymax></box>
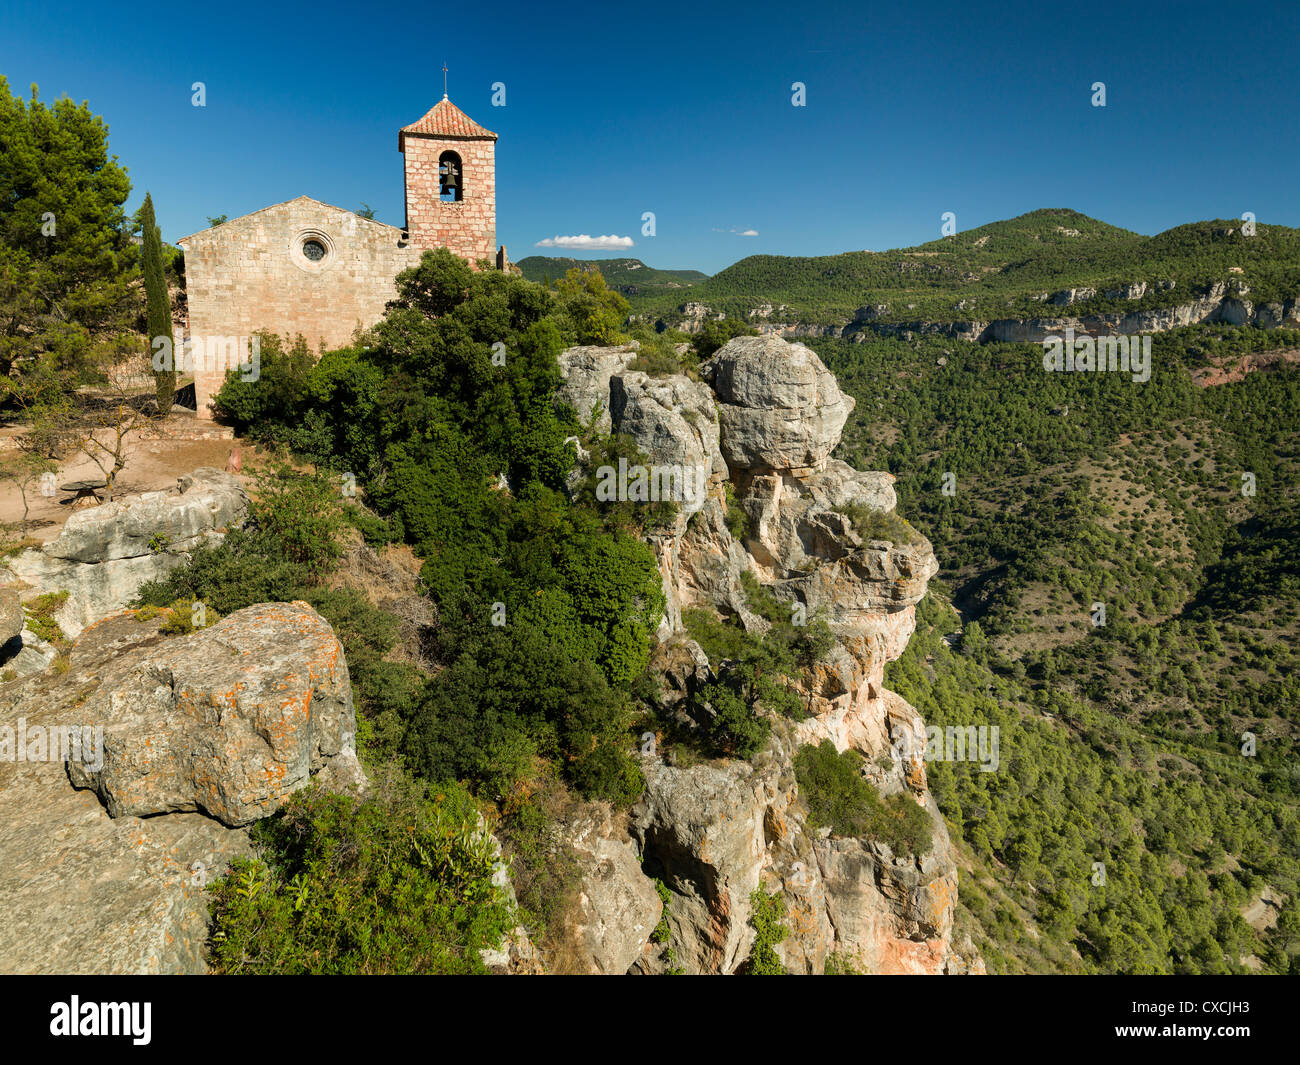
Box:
<box><xmin>609</xmin><ymin>371</ymin><xmax>727</xmax><ymax>516</ymax></box>
<box><xmin>556</xmin><ymin>343</ymin><xmax>640</xmax><ymax>432</ymax></box>
<box><xmin>702</xmin><ymin>335</ymin><xmax>855</xmax><ymax>473</ymax></box>
<box><xmin>68</xmin><ymin>601</ymin><xmax>363</xmax><ymax>827</ymax></box>
<box><xmin>0</xmin><ymin>602</ymin><xmax>362</xmax><ymax>973</ymax></box>
<box><xmin>1</xmin><ymin>468</ymin><xmax>248</xmax><ymax>638</ymax></box>
<box><xmin>559</xmin><ymin>804</ymin><xmax>663</xmax><ymax>974</ymax></box>
<box><xmin>560</xmin><ymin>333</ymin><xmax>979</xmax><ymax>974</ymax></box>
<box><xmin>659</xmin><ymin>285</ymin><xmax>1300</xmax><ymax>346</ymax></box>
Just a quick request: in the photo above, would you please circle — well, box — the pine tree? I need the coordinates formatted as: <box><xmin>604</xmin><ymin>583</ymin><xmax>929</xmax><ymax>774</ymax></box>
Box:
<box><xmin>139</xmin><ymin>192</ymin><xmax>175</xmax><ymax>411</ymax></box>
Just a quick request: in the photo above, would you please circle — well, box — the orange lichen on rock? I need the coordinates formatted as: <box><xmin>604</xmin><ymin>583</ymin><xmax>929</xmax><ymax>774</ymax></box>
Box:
<box><xmin>66</xmin><ymin>601</ymin><xmax>357</xmax><ymax>827</ymax></box>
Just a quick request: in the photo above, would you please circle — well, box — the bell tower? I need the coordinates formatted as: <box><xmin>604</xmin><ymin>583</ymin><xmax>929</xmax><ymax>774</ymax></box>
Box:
<box><xmin>399</xmin><ymin>93</ymin><xmax>497</xmax><ymax>265</ymax></box>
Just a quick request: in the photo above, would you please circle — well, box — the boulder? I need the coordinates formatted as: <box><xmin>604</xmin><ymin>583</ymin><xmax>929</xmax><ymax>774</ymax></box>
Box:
<box><xmin>0</xmin><ymin>610</ymin><xmax>256</xmax><ymax>974</ymax></box>
<box><xmin>68</xmin><ymin>601</ymin><xmax>359</xmax><ymax>827</ymax></box>
<box><xmin>1</xmin><ymin>468</ymin><xmax>249</xmax><ymax>637</ymax></box>
<box><xmin>702</xmin><ymin>335</ymin><xmax>855</xmax><ymax>472</ymax></box>
<box><xmin>44</xmin><ymin>468</ymin><xmax>247</xmax><ymax>564</ymax></box>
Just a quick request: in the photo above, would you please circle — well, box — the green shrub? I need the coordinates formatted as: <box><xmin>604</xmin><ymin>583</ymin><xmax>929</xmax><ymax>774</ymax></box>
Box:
<box><xmin>23</xmin><ymin>591</ymin><xmax>69</xmax><ymax>647</ymax></box>
<box><xmin>794</xmin><ymin>740</ymin><xmax>933</xmax><ymax>855</ymax></box>
<box><xmin>211</xmin><ymin>332</ymin><xmax>315</xmax><ymax>441</ymax></box>
<box><xmin>207</xmin><ymin>773</ymin><xmax>515</xmax><ymax>974</ymax></box>
<box><xmin>724</xmin><ymin>483</ymin><xmax>752</xmax><ymax>540</ymax></box>
<box><xmin>691</xmin><ymin>318</ymin><xmax>758</xmax><ymax>361</ymax></box>
<box><xmin>249</xmin><ymin>463</ymin><xmax>344</xmax><ymax>576</ymax></box>
<box><xmin>841</xmin><ymin>502</ymin><xmax>922</xmax><ymax>547</ymax></box>
<box><xmin>824</xmin><ymin>951</ymin><xmax>866</xmax><ymax>975</ymax></box>
<box><xmin>680</xmin><ymin>580</ymin><xmax>832</xmax><ymax>759</ymax></box>
<box><xmin>552</xmin><ymin>267</ymin><xmax>630</xmax><ymax>346</ymax></box>
<box><xmin>135</xmin><ymin>529</ymin><xmax>313</xmax><ymax>616</ymax></box>
<box><xmin>745</xmin><ymin>888</ymin><xmax>789</xmax><ymax>974</ymax></box>
<box><xmin>153</xmin><ymin>598</ymin><xmax>221</xmax><ymax>635</ymax></box>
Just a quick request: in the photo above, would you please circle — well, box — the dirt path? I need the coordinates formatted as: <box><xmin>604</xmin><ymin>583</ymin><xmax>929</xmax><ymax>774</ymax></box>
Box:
<box><xmin>0</xmin><ymin>414</ymin><xmax>248</xmax><ymax>545</ymax></box>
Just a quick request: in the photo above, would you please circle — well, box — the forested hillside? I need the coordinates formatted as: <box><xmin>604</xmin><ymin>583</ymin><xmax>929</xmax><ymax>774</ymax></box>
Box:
<box><xmin>516</xmin><ymin>256</ymin><xmax>707</xmax><ymax>298</ymax></box>
<box><xmin>815</xmin><ymin>324</ymin><xmax>1300</xmax><ymax>972</ymax></box>
<box><xmin>635</xmin><ymin>209</ymin><xmax>1300</xmax><ymax>329</ymax></box>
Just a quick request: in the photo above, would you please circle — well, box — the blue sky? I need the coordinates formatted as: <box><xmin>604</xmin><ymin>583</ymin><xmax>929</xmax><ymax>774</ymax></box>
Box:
<box><xmin>3</xmin><ymin>0</ymin><xmax>1298</xmax><ymax>274</ymax></box>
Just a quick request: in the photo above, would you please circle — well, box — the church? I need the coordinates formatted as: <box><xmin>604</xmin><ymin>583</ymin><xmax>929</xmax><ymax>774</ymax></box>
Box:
<box><xmin>177</xmin><ymin>94</ymin><xmax>507</xmax><ymax>416</ymax></box>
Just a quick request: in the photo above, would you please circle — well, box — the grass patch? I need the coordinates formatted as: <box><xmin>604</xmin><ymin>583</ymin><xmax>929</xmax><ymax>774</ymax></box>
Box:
<box><xmin>794</xmin><ymin>739</ymin><xmax>933</xmax><ymax>855</ymax></box>
<box><xmin>24</xmin><ymin>591</ymin><xmax>69</xmax><ymax>647</ymax></box>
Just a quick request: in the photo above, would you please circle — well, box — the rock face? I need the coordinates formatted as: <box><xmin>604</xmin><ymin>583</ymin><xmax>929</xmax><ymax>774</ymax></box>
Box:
<box><xmin>0</xmin><ymin>586</ymin><xmax>22</xmax><ymax>646</ymax></box>
<box><xmin>659</xmin><ymin>285</ymin><xmax>1300</xmax><ymax>346</ymax></box>
<box><xmin>0</xmin><ymin>603</ymin><xmax>364</xmax><ymax>974</ymax></box>
<box><xmin>560</xmin><ymin>334</ymin><xmax>980</xmax><ymax>975</ymax></box>
<box><xmin>68</xmin><ymin>601</ymin><xmax>361</xmax><ymax>827</ymax></box>
<box><xmin>560</xmin><ymin>804</ymin><xmax>663</xmax><ymax>974</ymax></box>
<box><xmin>1</xmin><ymin>468</ymin><xmax>248</xmax><ymax>638</ymax></box>
<box><xmin>557</xmin><ymin>344</ymin><xmax>640</xmax><ymax>432</ymax></box>
<box><xmin>702</xmin><ymin>335</ymin><xmax>855</xmax><ymax>473</ymax></box>
<box><xmin>609</xmin><ymin>371</ymin><xmax>727</xmax><ymax>517</ymax></box>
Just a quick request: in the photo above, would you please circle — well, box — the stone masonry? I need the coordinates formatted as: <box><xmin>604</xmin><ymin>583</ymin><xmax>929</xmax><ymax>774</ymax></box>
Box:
<box><xmin>400</xmin><ymin>101</ymin><xmax>497</xmax><ymax>264</ymax></box>
<box><xmin>178</xmin><ymin>95</ymin><xmax>500</xmax><ymax>417</ymax></box>
<box><xmin>179</xmin><ymin>199</ymin><xmax>419</xmax><ymax>414</ymax></box>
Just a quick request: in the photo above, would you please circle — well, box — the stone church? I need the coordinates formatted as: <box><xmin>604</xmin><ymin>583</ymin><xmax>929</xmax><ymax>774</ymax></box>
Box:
<box><xmin>177</xmin><ymin>95</ymin><xmax>505</xmax><ymax>416</ymax></box>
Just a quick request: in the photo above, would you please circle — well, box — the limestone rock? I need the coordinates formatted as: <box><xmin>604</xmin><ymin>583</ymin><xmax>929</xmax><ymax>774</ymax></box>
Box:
<box><xmin>645</xmin><ymin>636</ymin><xmax>712</xmax><ymax>720</ymax></box>
<box><xmin>560</xmin><ymin>804</ymin><xmax>662</xmax><ymax>974</ymax></box>
<box><xmin>814</xmin><ymin>796</ymin><xmax>959</xmax><ymax>975</ymax></box>
<box><xmin>479</xmin><ymin>820</ymin><xmax>544</xmax><ymax>975</ymax></box>
<box><xmin>0</xmin><ymin>586</ymin><xmax>22</xmax><ymax>645</ymax></box>
<box><xmin>547</xmin><ymin>334</ymin><xmax>977</xmax><ymax>975</ymax></box>
<box><xmin>609</xmin><ymin>371</ymin><xmax>728</xmax><ymax>515</ymax></box>
<box><xmin>631</xmin><ymin>722</ymin><xmax>961</xmax><ymax>975</ymax></box>
<box><xmin>2</xmin><ymin>628</ymin><xmax>58</xmax><ymax>678</ymax></box>
<box><xmin>0</xmin><ymin>611</ymin><xmax>255</xmax><ymax>974</ymax></box>
<box><xmin>44</xmin><ymin>468</ymin><xmax>247</xmax><ymax>564</ymax></box>
<box><xmin>632</xmin><ymin>754</ymin><xmax>772</xmax><ymax>974</ymax></box>
<box><xmin>556</xmin><ymin>343</ymin><xmax>639</xmax><ymax>432</ymax></box>
<box><xmin>702</xmin><ymin>335</ymin><xmax>855</xmax><ymax>472</ymax></box>
<box><xmin>68</xmin><ymin>601</ymin><xmax>357</xmax><ymax>827</ymax></box>
<box><xmin>1</xmin><ymin>468</ymin><xmax>249</xmax><ymax>637</ymax></box>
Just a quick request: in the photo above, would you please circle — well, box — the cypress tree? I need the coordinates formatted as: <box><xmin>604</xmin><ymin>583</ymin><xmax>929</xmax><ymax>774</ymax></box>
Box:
<box><xmin>140</xmin><ymin>192</ymin><xmax>176</xmax><ymax>411</ymax></box>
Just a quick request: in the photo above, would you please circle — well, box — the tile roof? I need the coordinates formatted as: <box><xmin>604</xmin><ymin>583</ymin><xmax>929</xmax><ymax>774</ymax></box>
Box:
<box><xmin>399</xmin><ymin>97</ymin><xmax>498</xmax><ymax>149</ymax></box>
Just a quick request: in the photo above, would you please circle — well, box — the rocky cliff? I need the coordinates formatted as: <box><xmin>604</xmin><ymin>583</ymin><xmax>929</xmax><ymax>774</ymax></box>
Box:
<box><xmin>557</xmin><ymin>334</ymin><xmax>982</xmax><ymax>974</ymax></box>
<box><xmin>0</xmin><ymin>601</ymin><xmax>363</xmax><ymax>973</ymax></box>
<box><xmin>661</xmin><ymin>280</ymin><xmax>1300</xmax><ymax>345</ymax></box>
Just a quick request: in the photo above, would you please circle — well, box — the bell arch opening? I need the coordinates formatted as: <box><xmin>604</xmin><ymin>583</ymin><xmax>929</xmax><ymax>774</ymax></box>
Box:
<box><xmin>439</xmin><ymin>150</ymin><xmax>463</xmax><ymax>202</ymax></box>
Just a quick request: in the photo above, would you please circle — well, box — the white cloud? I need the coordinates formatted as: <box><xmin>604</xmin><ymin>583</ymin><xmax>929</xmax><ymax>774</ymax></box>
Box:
<box><xmin>535</xmin><ymin>234</ymin><xmax>635</xmax><ymax>250</ymax></box>
<box><xmin>713</xmin><ymin>226</ymin><xmax>759</xmax><ymax>236</ymax></box>
<box><xmin>739</xmin><ymin>229</ymin><xmax>759</xmax><ymax>237</ymax></box>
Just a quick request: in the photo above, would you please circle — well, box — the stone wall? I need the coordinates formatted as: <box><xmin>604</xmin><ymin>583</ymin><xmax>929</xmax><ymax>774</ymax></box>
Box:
<box><xmin>178</xmin><ymin>197</ymin><xmax>421</xmax><ymax>414</ymax></box>
<box><xmin>401</xmin><ymin>135</ymin><xmax>496</xmax><ymax>264</ymax></box>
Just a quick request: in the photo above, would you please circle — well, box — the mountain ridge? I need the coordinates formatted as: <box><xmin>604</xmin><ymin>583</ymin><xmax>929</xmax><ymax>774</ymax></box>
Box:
<box><xmin>624</xmin><ymin>209</ymin><xmax>1300</xmax><ymax>334</ymax></box>
<box><xmin>516</xmin><ymin>255</ymin><xmax>708</xmax><ymax>297</ymax></box>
